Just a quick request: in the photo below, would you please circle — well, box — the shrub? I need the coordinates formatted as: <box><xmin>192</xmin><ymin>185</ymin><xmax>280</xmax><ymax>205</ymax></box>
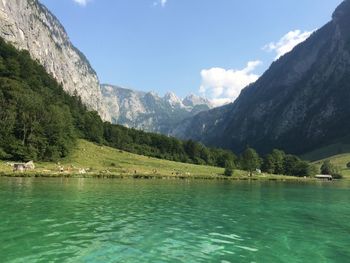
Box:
<box><xmin>224</xmin><ymin>166</ymin><xmax>234</xmax><ymax>177</ymax></box>
<box><xmin>333</xmin><ymin>173</ymin><xmax>343</xmax><ymax>179</ymax></box>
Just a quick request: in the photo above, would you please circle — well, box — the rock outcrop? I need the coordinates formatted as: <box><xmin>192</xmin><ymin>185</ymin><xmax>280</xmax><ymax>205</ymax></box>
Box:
<box><xmin>0</xmin><ymin>0</ymin><xmax>109</xmax><ymax>120</ymax></box>
<box><xmin>101</xmin><ymin>84</ymin><xmax>213</xmax><ymax>134</ymax></box>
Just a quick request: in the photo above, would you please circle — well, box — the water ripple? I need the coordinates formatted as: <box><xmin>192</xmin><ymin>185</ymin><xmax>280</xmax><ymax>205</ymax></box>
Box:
<box><xmin>0</xmin><ymin>178</ymin><xmax>350</xmax><ymax>262</ymax></box>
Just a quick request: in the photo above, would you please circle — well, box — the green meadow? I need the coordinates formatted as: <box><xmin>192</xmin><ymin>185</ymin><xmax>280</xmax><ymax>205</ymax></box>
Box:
<box><xmin>0</xmin><ymin>139</ymin><xmax>304</xmax><ymax>180</ymax></box>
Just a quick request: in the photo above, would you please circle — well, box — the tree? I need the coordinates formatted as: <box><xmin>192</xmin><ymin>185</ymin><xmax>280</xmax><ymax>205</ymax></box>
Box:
<box><xmin>283</xmin><ymin>155</ymin><xmax>300</xmax><ymax>176</ymax></box>
<box><xmin>262</xmin><ymin>154</ymin><xmax>275</xmax><ymax>174</ymax></box>
<box><xmin>82</xmin><ymin>111</ymin><xmax>104</xmax><ymax>143</ymax></box>
<box><xmin>321</xmin><ymin>160</ymin><xmax>335</xmax><ymax>175</ymax></box>
<box><xmin>241</xmin><ymin>148</ymin><xmax>261</xmax><ymax>176</ymax></box>
<box><xmin>184</xmin><ymin>140</ymin><xmax>200</xmax><ymax>162</ymax></box>
<box><xmin>199</xmin><ymin>145</ymin><xmax>212</xmax><ymax>165</ymax></box>
<box><xmin>294</xmin><ymin>161</ymin><xmax>316</xmax><ymax>177</ymax></box>
<box><xmin>44</xmin><ymin>105</ymin><xmax>76</xmax><ymax>160</ymax></box>
<box><xmin>320</xmin><ymin>160</ymin><xmax>343</xmax><ymax>178</ymax></box>
<box><xmin>224</xmin><ymin>160</ymin><xmax>234</xmax><ymax>177</ymax></box>
<box><xmin>270</xmin><ymin>149</ymin><xmax>286</xmax><ymax>174</ymax></box>
<box><xmin>6</xmin><ymin>58</ymin><xmax>20</xmax><ymax>77</ymax></box>
<box><xmin>262</xmin><ymin>149</ymin><xmax>286</xmax><ymax>174</ymax></box>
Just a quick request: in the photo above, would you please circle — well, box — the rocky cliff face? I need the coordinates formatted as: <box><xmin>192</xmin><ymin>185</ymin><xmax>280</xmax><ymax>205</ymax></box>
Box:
<box><xmin>172</xmin><ymin>0</ymin><xmax>350</xmax><ymax>155</ymax></box>
<box><xmin>101</xmin><ymin>84</ymin><xmax>213</xmax><ymax>134</ymax></box>
<box><xmin>0</xmin><ymin>0</ymin><xmax>109</xmax><ymax>120</ymax></box>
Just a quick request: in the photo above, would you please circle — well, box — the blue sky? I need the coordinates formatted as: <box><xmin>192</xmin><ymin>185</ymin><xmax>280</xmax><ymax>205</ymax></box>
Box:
<box><xmin>41</xmin><ymin>0</ymin><xmax>343</xmax><ymax>105</ymax></box>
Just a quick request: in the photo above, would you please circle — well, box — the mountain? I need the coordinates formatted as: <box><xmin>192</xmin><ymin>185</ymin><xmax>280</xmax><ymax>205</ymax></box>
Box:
<box><xmin>101</xmin><ymin>84</ymin><xmax>213</xmax><ymax>133</ymax></box>
<box><xmin>183</xmin><ymin>94</ymin><xmax>212</xmax><ymax>108</ymax></box>
<box><xmin>0</xmin><ymin>0</ymin><xmax>109</xmax><ymax>120</ymax></box>
<box><xmin>172</xmin><ymin>0</ymin><xmax>350</xmax><ymax>155</ymax></box>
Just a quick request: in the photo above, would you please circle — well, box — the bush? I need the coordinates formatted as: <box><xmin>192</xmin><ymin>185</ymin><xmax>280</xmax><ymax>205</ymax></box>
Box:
<box><xmin>224</xmin><ymin>160</ymin><xmax>234</xmax><ymax>177</ymax></box>
<box><xmin>347</xmin><ymin>162</ymin><xmax>350</xmax><ymax>169</ymax></box>
<box><xmin>333</xmin><ymin>173</ymin><xmax>343</xmax><ymax>179</ymax></box>
<box><xmin>224</xmin><ymin>166</ymin><xmax>234</xmax><ymax>177</ymax></box>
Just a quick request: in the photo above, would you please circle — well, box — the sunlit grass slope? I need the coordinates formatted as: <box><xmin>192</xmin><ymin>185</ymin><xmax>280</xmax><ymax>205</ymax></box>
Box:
<box><xmin>0</xmin><ymin>140</ymin><xmax>307</xmax><ymax>180</ymax></box>
<box><xmin>301</xmin><ymin>143</ymin><xmax>350</xmax><ymax>162</ymax></box>
<box><xmin>313</xmin><ymin>153</ymin><xmax>350</xmax><ymax>179</ymax></box>
<box><xmin>62</xmin><ymin>139</ymin><xmax>227</xmax><ymax>178</ymax></box>
<box><xmin>0</xmin><ymin>140</ymin><xmax>226</xmax><ymax>178</ymax></box>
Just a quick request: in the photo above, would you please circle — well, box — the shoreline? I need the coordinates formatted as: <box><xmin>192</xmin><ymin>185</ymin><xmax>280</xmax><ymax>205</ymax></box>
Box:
<box><xmin>0</xmin><ymin>172</ymin><xmax>323</xmax><ymax>181</ymax></box>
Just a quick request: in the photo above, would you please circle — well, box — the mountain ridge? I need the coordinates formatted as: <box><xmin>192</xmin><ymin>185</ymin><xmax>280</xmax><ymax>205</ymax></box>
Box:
<box><xmin>101</xmin><ymin>84</ymin><xmax>213</xmax><ymax>133</ymax></box>
<box><xmin>171</xmin><ymin>0</ymin><xmax>350</xmax><ymax>155</ymax></box>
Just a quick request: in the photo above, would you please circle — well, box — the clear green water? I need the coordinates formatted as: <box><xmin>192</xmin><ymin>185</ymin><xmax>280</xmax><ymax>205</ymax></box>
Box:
<box><xmin>0</xmin><ymin>178</ymin><xmax>350</xmax><ymax>263</ymax></box>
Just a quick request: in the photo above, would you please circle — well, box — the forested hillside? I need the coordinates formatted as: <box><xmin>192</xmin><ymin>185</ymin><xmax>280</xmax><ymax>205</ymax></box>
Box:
<box><xmin>0</xmin><ymin>38</ymin><xmax>78</xmax><ymax>161</ymax></box>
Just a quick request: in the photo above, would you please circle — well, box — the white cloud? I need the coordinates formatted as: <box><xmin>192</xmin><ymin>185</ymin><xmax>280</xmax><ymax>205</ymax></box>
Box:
<box><xmin>153</xmin><ymin>0</ymin><xmax>167</xmax><ymax>7</ymax></box>
<box><xmin>210</xmin><ymin>98</ymin><xmax>233</xmax><ymax>108</ymax></box>
<box><xmin>199</xmin><ymin>60</ymin><xmax>262</xmax><ymax>107</ymax></box>
<box><xmin>264</xmin><ymin>30</ymin><xmax>314</xmax><ymax>59</ymax></box>
<box><xmin>73</xmin><ymin>0</ymin><xmax>89</xmax><ymax>6</ymax></box>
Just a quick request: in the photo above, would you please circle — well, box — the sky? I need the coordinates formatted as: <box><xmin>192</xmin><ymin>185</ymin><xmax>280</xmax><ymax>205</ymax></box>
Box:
<box><xmin>40</xmin><ymin>0</ymin><xmax>343</xmax><ymax>106</ymax></box>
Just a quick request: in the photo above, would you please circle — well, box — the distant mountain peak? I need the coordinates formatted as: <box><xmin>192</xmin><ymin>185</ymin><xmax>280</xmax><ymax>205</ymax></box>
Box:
<box><xmin>164</xmin><ymin>92</ymin><xmax>183</xmax><ymax>107</ymax></box>
<box><xmin>183</xmin><ymin>94</ymin><xmax>213</xmax><ymax>108</ymax></box>
<box><xmin>101</xmin><ymin>84</ymin><xmax>213</xmax><ymax>133</ymax></box>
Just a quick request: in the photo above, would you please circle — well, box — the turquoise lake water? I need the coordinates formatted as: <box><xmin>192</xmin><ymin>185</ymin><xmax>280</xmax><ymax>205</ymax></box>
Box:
<box><xmin>0</xmin><ymin>178</ymin><xmax>349</xmax><ymax>262</ymax></box>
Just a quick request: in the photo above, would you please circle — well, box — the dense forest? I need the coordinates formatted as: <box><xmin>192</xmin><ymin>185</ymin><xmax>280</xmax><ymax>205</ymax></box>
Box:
<box><xmin>0</xmin><ymin>38</ymin><xmax>316</xmax><ymax>177</ymax></box>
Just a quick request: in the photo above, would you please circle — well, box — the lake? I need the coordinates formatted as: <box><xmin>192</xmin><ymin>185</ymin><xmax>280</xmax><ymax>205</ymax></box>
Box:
<box><xmin>0</xmin><ymin>178</ymin><xmax>349</xmax><ymax>262</ymax></box>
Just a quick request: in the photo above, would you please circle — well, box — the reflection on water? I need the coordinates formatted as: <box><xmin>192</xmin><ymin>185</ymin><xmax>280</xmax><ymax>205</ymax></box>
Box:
<box><xmin>0</xmin><ymin>178</ymin><xmax>349</xmax><ymax>262</ymax></box>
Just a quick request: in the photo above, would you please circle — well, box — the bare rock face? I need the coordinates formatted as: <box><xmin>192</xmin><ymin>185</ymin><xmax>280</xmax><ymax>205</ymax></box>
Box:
<box><xmin>171</xmin><ymin>0</ymin><xmax>350</xmax><ymax>155</ymax></box>
<box><xmin>101</xmin><ymin>84</ymin><xmax>213</xmax><ymax>134</ymax></box>
<box><xmin>0</xmin><ymin>0</ymin><xmax>109</xmax><ymax>120</ymax></box>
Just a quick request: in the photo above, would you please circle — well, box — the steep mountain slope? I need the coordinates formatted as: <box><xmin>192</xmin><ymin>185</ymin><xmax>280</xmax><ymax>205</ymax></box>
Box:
<box><xmin>101</xmin><ymin>84</ymin><xmax>213</xmax><ymax>133</ymax></box>
<box><xmin>0</xmin><ymin>0</ymin><xmax>109</xmax><ymax>120</ymax></box>
<box><xmin>172</xmin><ymin>0</ymin><xmax>350</xmax><ymax>155</ymax></box>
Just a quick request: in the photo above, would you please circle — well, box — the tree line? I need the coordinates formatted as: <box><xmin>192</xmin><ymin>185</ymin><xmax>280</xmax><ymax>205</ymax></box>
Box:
<box><xmin>0</xmin><ymin>37</ymin><xmax>319</xmax><ymax>177</ymax></box>
<box><xmin>223</xmin><ymin>148</ymin><xmax>317</xmax><ymax>177</ymax></box>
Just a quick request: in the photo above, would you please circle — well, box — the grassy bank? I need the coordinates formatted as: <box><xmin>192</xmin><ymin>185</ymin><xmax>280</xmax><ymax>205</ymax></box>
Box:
<box><xmin>313</xmin><ymin>153</ymin><xmax>350</xmax><ymax>179</ymax></box>
<box><xmin>0</xmin><ymin>140</ymin><xmax>309</xmax><ymax>181</ymax></box>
